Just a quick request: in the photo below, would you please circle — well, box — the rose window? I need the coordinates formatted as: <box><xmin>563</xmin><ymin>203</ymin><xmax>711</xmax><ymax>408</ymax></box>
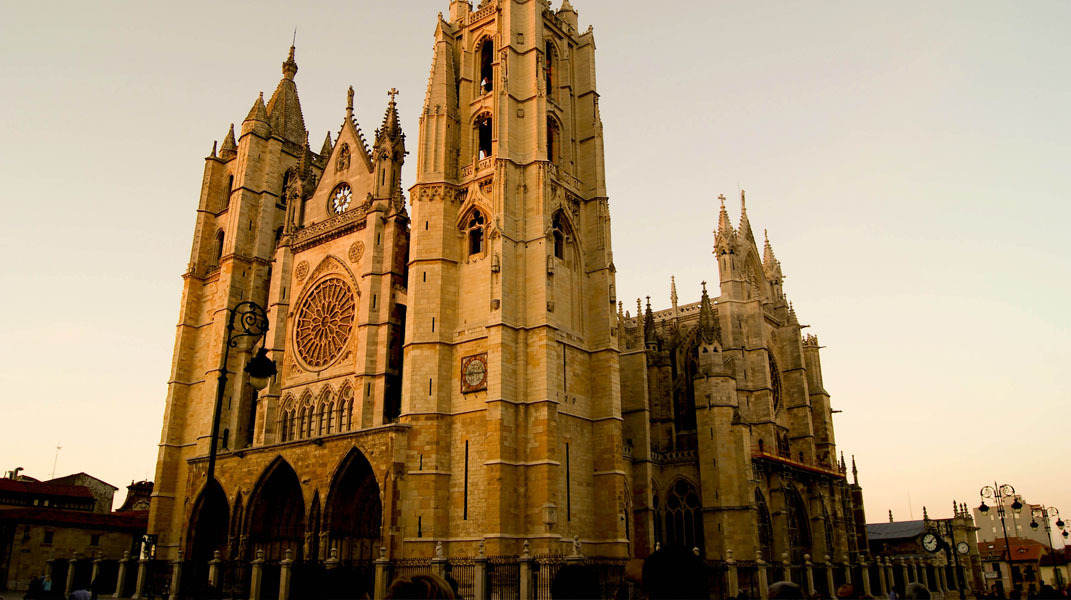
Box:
<box><xmin>294</xmin><ymin>278</ymin><xmax>355</xmax><ymax>368</ymax></box>
<box><xmin>331</xmin><ymin>183</ymin><xmax>352</xmax><ymax>214</ymax></box>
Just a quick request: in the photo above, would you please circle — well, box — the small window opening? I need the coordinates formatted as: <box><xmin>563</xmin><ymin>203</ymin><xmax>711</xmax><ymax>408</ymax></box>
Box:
<box><xmin>547</xmin><ymin>117</ymin><xmax>560</xmax><ymax>163</ymax></box>
<box><xmin>479</xmin><ymin>38</ymin><xmax>494</xmax><ymax>94</ymax></box>
<box><xmin>477</xmin><ymin>116</ymin><xmax>493</xmax><ymax>160</ymax></box>
<box><xmin>552</xmin><ymin>212</ymin><xmax>566</xmax><ymax>259</ymax></box>
<box><xmin>214</xmin><ymin>230</ymin><xmax>225</xmax><ymax>266</ymax></box>
<box><xmin>280</xmin><ymin>171</ymin><xmax>289</xmax><ymax>206</ymax></box>
<box><xmin>545</xmin><ymin>41</ymin><xmax>556</xmax><ymax>99</ymax></box>
<box><xmin>466</xmin><ymin>210</ymin><xmax>486</xmax><ymax>256</ymax></box>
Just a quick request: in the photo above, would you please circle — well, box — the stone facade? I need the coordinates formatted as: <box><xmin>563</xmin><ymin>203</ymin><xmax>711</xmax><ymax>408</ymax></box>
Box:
<box><xmin>147</xmin><ymin>0</ymin><xmax>866</xmax><ymax>581</ymax></box>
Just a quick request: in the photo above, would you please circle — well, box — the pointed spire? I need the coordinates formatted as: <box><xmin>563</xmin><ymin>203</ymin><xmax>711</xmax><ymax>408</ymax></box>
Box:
<box><xmin>738</xmin><ymin>189</ymin><xmax>755</xmax><ymax>242</ymax></box>
<box><xmin>320</xmin><ymin>131</ymin><xmax>333</xmax><ymax>158</ymax></box>
<box><xmin>219</xmin><ymin>124</ymin><xmax>237</xmax><ymax>160</ymax></box>
<box><xmin>266</xmin><ymin>45</ymin><xmax>307</xmax><ymax>145</ymax></box>
<box><xmin>245</xmin><ymin>92</ymin><xmax>269</xmax><ymax>123</ymax></box>
<box><xmin>209</xmin><ymin>140</ymin><xmax>217</xmax><ymax>159</ymax></box>
<box><xmin>670</xmin><ymin>276</ymin><xmax>678</xmax><ymax>309</ymax></box>
<box><xmin>787</xmin><ymin>301</ymin><xmax>798</xmax><ymax>325</ymax></box>
<box><xmin>763</xmin><ymin>229</ymin><xmax>778</xmax><ymax>267</ymax></box>
<box><xmin>643</xmin><ymin>296</ymin><xmax>656</xmax><ymax>343</ymax></box>
<box><xmin>851</xmin><ymin>455</ymin><xmax>858</xmax><ymax>485</ymax></box>
<box><xmin>717</xmin><ymin>194</ymin><xmax>734</xmax><ymax>236</ymax></box>
<box><xmin>698</xmin><ymin>281</ymin><xmax>721</xmax><ymax>345</ymax></box>
<box><xmin>375</xmin><ymin>88</ymin><xmax>403</xmax><ymax>146</ymax></box>
<box><xmin>953</xmin><ymin>500</ymin><xmax>959</xmax><ymax>518</ymax></box>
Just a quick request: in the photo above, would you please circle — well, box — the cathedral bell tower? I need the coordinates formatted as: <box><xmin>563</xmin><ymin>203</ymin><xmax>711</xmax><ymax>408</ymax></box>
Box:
<box><xmin>399</xmin><ymin>0</ymin><xmax>627</xmax><ymax>557</ymax></box>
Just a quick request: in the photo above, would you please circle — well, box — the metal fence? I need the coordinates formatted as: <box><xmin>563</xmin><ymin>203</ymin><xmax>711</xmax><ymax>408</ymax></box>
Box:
<box><xmin>487</xmin><ymin>555</ymin><xmax>519</xmax><ymax>600</ymax></box>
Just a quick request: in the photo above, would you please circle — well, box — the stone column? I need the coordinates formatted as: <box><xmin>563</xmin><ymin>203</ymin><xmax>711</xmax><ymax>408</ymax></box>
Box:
<box><xmin>168</xmin><ymin>550</ymin><xmax>183</xmax><ymax>600</ymax></box>
<box><xmin>950</xmin><ymin>561</ymin><xmax>962</xmax><ymax>598</ymax></box>
<box><xmin>278</xmin><ymin>549</ymin><xmax>294</xmax><ymax>600</ymax></box>
<box><xmin>114</xmin><ymin>551</ymin><xmax>131</xmax><ymax>599</ymax></box>
<box><xmin>133</xmin><ymin>556</ymin><xmax>149</xmax><ymax>599</ymax></box>
<box><xmin>519</xmin><ymin>540</ymin><xmax>534</xmax><ymax>600</ymax></box>
<box><xmin>373</xmin><ymin>547</ymin><xmax>389</xmax><ymax>600</ymax></box>
<box><xmin>91</xmin><ymin>552</ymin><xmax>103</xmax><ymax>589</ymax></box>
<box><xmin>473</xmin><ymin>542</ymin><xmax>488</xmax><ymax>600</ymax></box>
<box><xmin>757</xmin><ymin>556</ymin><xmax>769</xmax><ymax>600</ymax></box>
<box><xmin>900</xmin><ymin>558</ymin><xmax>909</xmax><ymax>587</ymax></box>
<box><xmin>66</xmin><ymin>554</ymin><xmax>79</xmax><ymax>596</ymax></box>
<box><xmin>843</xmin><ymin>555</ymin><xmax>852</xmax><ymax>586</ymax></box>
<box><xmin>938</xmin><ymin>562</ymin><xmax>948</xmax><ymax>595</ymax></box>
<box><xmin>783</xmin><ymin>553</ymin><xmax>792</xmax><ymax>583</ymax></box>
<box><xmin>825</xmin><ymin>555</ymin><xmax>835</xmax><ymax>598</ymax></box>
<box><xmin>915</xmin><ymin>559</ymin><xmax>923</xmax><ymax>585</ymax></box>
<box><xmin>804</xmin><ymin>554</ymin><xmax>815</xmax><ymax>596</ymax></box>
<box><xmin>249</xmin><ymin>549</ymin><xmax>265</xmax><ymax>600</ymax></box>
<box><xmin>861</xmin><ymin>559</ymin><xmax>872</xmax><ymax>598</ymax></box>
<box><xmin>877</xmin><ymin>557</ymin><xmax>888</xmax><ymax>596</ymax></box>
<box><xmin>727</xmin><ymin>550</ymin><xmax>740</xmax><ymax>599</ymax></box>
<box><xmin>208</xmin><ymin>550</ymin><xmax>222</xmax><ymax>588</ymax></box>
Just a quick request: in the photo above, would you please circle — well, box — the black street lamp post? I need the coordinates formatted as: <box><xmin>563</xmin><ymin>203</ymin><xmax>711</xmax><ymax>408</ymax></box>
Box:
<box><xmin>1029</xmin><ymin>506</ymin><xmax>1066</xmax><ymax>587</ymax></box>
<box><xmin>206</xmin><ymin>301</ymin><xmax>276</xmax><ymax>484</ymax></box>
<box><xmin>979</xmin><ymin>483</ymin><xmax>1023</xmax><ymax>592</ymax></box>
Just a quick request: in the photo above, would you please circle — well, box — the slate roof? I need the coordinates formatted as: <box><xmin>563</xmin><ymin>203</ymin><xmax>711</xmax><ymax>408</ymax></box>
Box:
<box><xmin>866</xmin><ymin>520</ymin><xmax>926</xmax><ymax>540</ymax></box>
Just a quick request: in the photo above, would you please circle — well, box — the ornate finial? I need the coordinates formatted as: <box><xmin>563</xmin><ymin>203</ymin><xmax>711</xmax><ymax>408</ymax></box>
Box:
<box><xmin>851</xmin><ymin>455</ymin><xmax>858</xmax><ymax>485</ymax></box>
<box><xmin>388</xmin><ymin>87</ymin><xmax>399</xmax><ymax>103</ymax></box>
<box><xmin>670</xmin><ymin>276</ymin><xmax>678</xmax><ymax>307</ymax></box>
<box><xmin>523</xmin><ymin>539</ymin><xmax>531</xmax><ymax>558</ymax></box>
<box><xmin>282</xmin><ymin>45</ymin><xmax>298</xmax><ymax>80</ymax></box>
<box><xmin>923</xmin><ymin>506</ymin><xmax>929</xmax><ymax>520</ymax></box>
<box><xmin>346</xmin><ymin>85</ymin><xmax>355</xmax><ymax>116</ymax></box>
<box><xmin>701</xmin><ymin>280</ymin><xmax>707</xmax><ymax>294</ymax></box>
<box><xmin>889</xmin><ymin>510</ymin><xmax>894</xmax><ymax>523</ymax></box>
<box><xmin>718</xmin><ymin>193</ymin><xmax>726</xmax><ymax>207</ymax></box>
<box><xmin>210</xmin><ymin>140</ymin><xmax>217</xmax><ymax>158</ymax></box>
<box><xmin>478</xmin><ymin>540</ymin><xmax>486</xmax><ymax>557</ymax></box>
<box><xmin>379</xmin><ymin>546</ymin><xmax>386</xmax><ymax>560</ymax></box>
<box><xmin>645</xmin><ymin>295</ymin><xmax>651</xmax><ymax>309</ymax></box>
<box><xmin>435</xmin><ymin>541</ymin><xmax>444</xmax><ymax>559</ymax></box>
<box><xmin>740</xmin><ymin>189</ymin><xmax>747</xmax><ymax>211</ymax></box>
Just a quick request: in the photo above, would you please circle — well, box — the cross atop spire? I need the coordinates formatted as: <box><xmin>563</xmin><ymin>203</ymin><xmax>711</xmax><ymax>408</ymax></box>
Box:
<box><xmin>388</xmin><ymin>88</ymin><xmax>399</xmax><ymax>103</ymax></box>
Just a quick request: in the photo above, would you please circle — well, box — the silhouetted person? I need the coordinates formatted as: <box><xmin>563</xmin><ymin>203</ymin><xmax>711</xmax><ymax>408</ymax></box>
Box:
<box><xmin>767</xmin><ymin>581</ymin><xmax>804</xmax><ymax>599</ymax></box>
<box><xmin>551</xmin><ymin>564</ymin><xmax>601</xmax><ymax>600</ymax></box>
<box><xmin>642</xmin><ymin>547</ymin><xmax>708</xmax><ymax>600</ymax></box>
<box><xmin>904</xmin><ymin>583</ymin><xmax>931</xmax><ymax>600</ymax></box>
<box><xmin>386</xmin><ymin>574</ymin><xmax>457</xmax><ymax>600</ymax></box>
<box><xmin>443</xmin><ymin>563</ymin><xmax>460</xmax><ymax>599</ymax></box>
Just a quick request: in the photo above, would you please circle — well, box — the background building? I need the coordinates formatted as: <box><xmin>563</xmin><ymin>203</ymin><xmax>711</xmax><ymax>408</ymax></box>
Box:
<box><xmin>867</xmin><ymin>505</ymin><xmax>982</xmax><ymax>594</ymax></box>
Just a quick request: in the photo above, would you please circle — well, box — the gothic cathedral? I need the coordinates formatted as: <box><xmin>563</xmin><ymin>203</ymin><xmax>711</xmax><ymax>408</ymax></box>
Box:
<box><xmin>148</xmin><ymin>0</ymin><xmax>866</xmax><ymax>583</ymax></box>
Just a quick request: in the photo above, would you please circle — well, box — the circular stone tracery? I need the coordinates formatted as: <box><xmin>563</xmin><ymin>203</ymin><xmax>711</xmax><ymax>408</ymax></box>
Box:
<box><xmin>294</xmin><ymin>278</ymin><xmax>356</xmax><ymax>369</ymax></box>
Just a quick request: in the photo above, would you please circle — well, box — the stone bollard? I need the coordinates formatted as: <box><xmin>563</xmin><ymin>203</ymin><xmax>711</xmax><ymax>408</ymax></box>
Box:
<box><xmin>208</xmin><ymin>550</ymin><xmax>222</xmax><ymax>588</ymax></box>
<box><xmin>278</xmin><ymin>548</ymin><xmax>294</xmax><ymax>600</ymax></box>
<box><xmin>114</xmin><ymin>550</ymin><xmax>131</xmax><ymax>599</ymax></box>
<box><xmin>843</xmin><ymin>555</ymin><xmax>852</xmax><ymax>586</ymax></box>
<box><xmin>782</xmin><ymin>552</ymin><xmax>791</xmax><ymax>583</ymax></box>
<box><xmin>804</xmin><ymin>554</ymin><xmax>815</xmax><ymax>596</ymax></box>
<box><xmin>170</xmin><ymin>550</ymin><xmax>184</xmax><ymax>600</ymax></box>
<box><xmin>519</xmin><ymin>540</ymin><xmax>533</xmax><ymax>600</ymax></box>
<box><xmin>473</xmin><ymin>541</ymin><xmax>488</xmax><ymax>600</ymax></box>
<box><xmin>91</xmin><ymin>552</ymin><xmax>103</xmax><ymax>589</ymax></box>
<box><xmin>825</xmin><ymin>555</ymin><xmax>835</xmax><ymax>598</ymax></box>
<box><xmin>861</xmin><ymin>559</ymin><xmax>872</xmax><ymax>598</ymax></box>
<box><xmin>756</xmin><ymin>552</ymin><xmax>769</xmax><ymax>600</ymax></box>
<box><xmin>727</xmin><ymin>549</ymin><xmax>739</xmax><ymax>599</ymax></box>
<box><xmin>877</xmin><ymin>557</ymin><xmax>888</xmax><ymax>596</ymax></box>
<box><xmin>133</xmin><ymin>555</ymin><xmax>150</xmax><ymax>600</ymax></box>
<box><xmin>373</xmin><ymin>547</ymin><xmax>389</xmax><ymax>600</ymax></box>
<box><xmin>66</xmin><ymin>554</ymin><xmax>79</xmax><ymax>596</ymax></box>
<box><xmin>325</xmin><ymin>546</ymin><xmax>340</xmax><ymax>570</ymax></box>
<box><xmin>249</xmin><ymin>549</ymin><xmax>265</xmax><ymax>600</ymax></box>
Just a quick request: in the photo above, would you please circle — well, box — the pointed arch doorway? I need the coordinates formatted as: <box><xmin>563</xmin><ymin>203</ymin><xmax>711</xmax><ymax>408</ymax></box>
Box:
<box><xmin>246</xmin><ymin>459</ymin><xmax>306</xmax><ymax>600</ymax></box>
<box><xmin>322</xmin><ymin>448</ymin><xmax>382</xmax><ymax>598</ymax></box>
<box><xmin>185</xmin><ymin>479</ymin><xmax>229</xmax><ymax>595</ymax></box>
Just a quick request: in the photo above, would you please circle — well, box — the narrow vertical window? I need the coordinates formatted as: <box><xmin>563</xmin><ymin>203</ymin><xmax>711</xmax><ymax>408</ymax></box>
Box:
<box><xmin>565</xmin><ymin>443</ymin><xmax>572</xmax><ymax>521</ymax></box>
<box><xmin>429</xmin><ymin>378</ymin><xmax>433</xmax><ymax>395</ymax></box>
<box><xmin>465</xmin><ymin>210</ymin><xmax>486</xmax><ymax>256</ymax></box>
<box><xmin>479</xmin><ymin>38</ymin><xmax>494</xmax><ymax>94</ymax></box>
<box><xmin>464</xmin><ymin>441</ymin><xmax>470</xmax><ymax>520</ymax></box>
<box><xmin>545</xmin><ymin>40</ymin><xmax>556</xmax><ymax>100</ymax></box>
<box><xmin>431</xmin><ymin>317</ymin><xmax>436</xmax><ymax>332</ymax></box>
<box><xmin>552</xmin><ymin>212</ymin><xmax>566</xmax><ymax>259</ymax></box>
<box><xmin>547</xmin><ymin>117</ymin><xmax>559</xmax><ymax>164</ymax></box>
<box><xmin>214</xmin><ymin>230</ymin><xmax>225</xmax><ymax>266</ymax></box>
<box><xmin>477</xmin><ymin>116</ymin><xmax>493</xmax><ymax>160</ymax></box>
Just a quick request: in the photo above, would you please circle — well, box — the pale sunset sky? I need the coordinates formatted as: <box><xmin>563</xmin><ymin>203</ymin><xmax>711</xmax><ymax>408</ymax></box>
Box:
<box><xmin>1</xmin><ymin>1</ymin><xmax>1068</xmax><ymax>535</ymax></box>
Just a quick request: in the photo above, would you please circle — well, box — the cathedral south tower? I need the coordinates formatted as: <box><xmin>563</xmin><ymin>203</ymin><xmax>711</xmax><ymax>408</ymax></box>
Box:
<box><xmin>401</xmin><ymin>0</ymin><xmax>627</xmax><ymax>556</ymax></box>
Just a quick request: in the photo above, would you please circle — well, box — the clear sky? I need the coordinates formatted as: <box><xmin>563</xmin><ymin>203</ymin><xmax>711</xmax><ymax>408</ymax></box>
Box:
<box><xmin>1</xmin><ymin>1</ymin><xmax>1068</xmax><ymax>534</ymax></box>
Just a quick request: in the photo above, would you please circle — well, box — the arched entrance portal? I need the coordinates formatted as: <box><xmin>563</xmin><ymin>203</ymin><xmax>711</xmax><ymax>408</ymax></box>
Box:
<box><xmin>185</xmin><ymin>480</ymin><xmax>229</xmax><ymax>595</ymax></box>
<box><xmin>247</xmin><ymin>459</ymin><xmax>306</xmax><ymax>562</ymax></box>
<box><xmin>325</xmin><ymin>449</ymin><xmax>382</xmax><ymax>565</ymax></box>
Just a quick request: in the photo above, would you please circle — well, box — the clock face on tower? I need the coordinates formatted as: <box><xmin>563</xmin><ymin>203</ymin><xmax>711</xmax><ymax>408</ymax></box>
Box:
<box><xmin>957</xmin><ymin>541</ymin><xmax>970</xmax><ymax>555</ymax></box>
<box><xmin>461</xmin><ymin>353</ymin><xmax>488</xmax><ymax>393</ymax></box>
<box><xmin>922</xmin><ymin>533</ymin><xmax>939</xmax><ymax>553</ymax></box>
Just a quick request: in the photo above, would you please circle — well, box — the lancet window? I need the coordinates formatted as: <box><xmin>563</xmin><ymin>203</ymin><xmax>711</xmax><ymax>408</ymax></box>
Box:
<box><xmin>547</xmin><ymin>117</ymin><xmax>560</xmax><ymax>164</ymax></box>
<box><xmin>756</xmin><ymin>490</ymin><xmax>774</xmax><ymax>562</ymax></box>
<box><xmin>477</xmin><ymin>116</ymin><xmax>493</xmax><ymax>160</ymax></box>
<box><xmin>545</xmin><ymin>40</ymin><xmax>557</xmax><ymax>99</ymax></box>
<box><xmin>464</xmin><ymin>210</ymin><xmax>486</xmax><ymax>257</ymax></box>
<box><xmin>478</xmin><ymin>37</ymin><xmax>494</xmax><ymax>94</ymax></box>
<box><xmin>552</xmin><ymin>212</ymin><xmax>567</xmax><ymax>259</ymax></box>
<box><xmin>664</xmin><ymin>478</ymin><xmax>703</xmax><ymax>551</ymax></box>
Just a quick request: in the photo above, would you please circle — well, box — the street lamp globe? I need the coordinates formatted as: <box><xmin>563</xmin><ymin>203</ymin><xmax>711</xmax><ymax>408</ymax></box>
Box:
<box><xmin>1030</xmin><ymin>520</ymin><xmax>1040</xmax><ymax>531</ymax></box>
<box><xmin>1011</xmin><ymin>498</ymin><xmax>1023</xmax><ymax>514</ymax></box>
<box><xmin>979</xmin><ymin>502</ymin><xmax>989</xmax><ymax>514</ymax></box>
<box><xmin>245</xmin><ymin>347</ymin><xmax>277</xmax><ymax>391</ymax></box>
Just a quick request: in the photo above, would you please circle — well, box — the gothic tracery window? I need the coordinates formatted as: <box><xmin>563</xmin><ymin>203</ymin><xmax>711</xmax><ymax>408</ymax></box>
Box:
<box><xmin>294</xmin><ymin>278</ymin><xmax>356</xmax><ymax>369</ymax></box>
<box><xmin>552</xmin><ymin>212</ymin><xmax>567</xmax><ymax>259</ymax></box>
<box><xmin>464</xmin><ymin>210</ymin><xmax>486</xmax><ymax>257</ymax></box>
<box><xmin>547</xmin><ymin>117</ymin><xmax>560</xmax><ymax>164</ymax></box>
<box><xmin>756</xmin><ymin>490</ymin><xmax>774</xmax><ymax>562</ymax></box>
<box><xmin>769</xmin><ymin>354</ymin><xmax>782</xmax><ymax>411</ymax></box>
<box><xmin>664</xmin><ymin>479</ymin><xmax>703</xmax><ymax>552</ymax></box>
<box><xmin>785</xmin><ymin>487</ymin><xmax>812</xmax><ymax>563</ymax></box>
<box><xmin>478</xmin><ymin>38</ymin><xmax>494</xmax><ymax>94</ymax></box>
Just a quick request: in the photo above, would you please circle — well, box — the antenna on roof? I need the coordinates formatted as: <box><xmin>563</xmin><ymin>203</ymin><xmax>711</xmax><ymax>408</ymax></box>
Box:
<box><xmin>51</xmin><ymin>444</ymin><xmax>61</xmax><ymax>479</ymax></box>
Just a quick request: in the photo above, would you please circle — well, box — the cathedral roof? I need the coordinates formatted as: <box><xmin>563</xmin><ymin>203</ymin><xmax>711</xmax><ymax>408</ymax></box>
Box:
<box><xmin>266</xmin><ymin>45</ymin><xmax>307</xmax><ymax>145</ymax></box>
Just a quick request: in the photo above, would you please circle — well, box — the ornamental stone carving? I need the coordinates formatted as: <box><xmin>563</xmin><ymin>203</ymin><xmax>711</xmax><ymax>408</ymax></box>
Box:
<box><xmin>348</xmin><ymin>241</ymin><xmax>365</xmax><ymax>263</ymax></box>
<box><xmin>294</xmin><ymin>278</ymin><xmax>356</xmax><ymax>369</ymax></box>
<box><xmin>295</xmin><ymin>261</ymin><xmax>309</xmax><ymax>282</ymax></box>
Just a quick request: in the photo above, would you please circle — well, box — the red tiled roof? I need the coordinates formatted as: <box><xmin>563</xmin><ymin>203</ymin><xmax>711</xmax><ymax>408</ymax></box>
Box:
<box><xmin>0</xmin><ymin>478</ymin><xmax>95</xmax><ymax>499</ymax></box>
<box><xmin>979</xmin><ymin>538</ymin><xmax>1046</xmax><ymax>562</ymax></box>
<box><xmin>0</xmin><ymin>508</ymin><xmax>147</xmax><ymax>531</ymax></box>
